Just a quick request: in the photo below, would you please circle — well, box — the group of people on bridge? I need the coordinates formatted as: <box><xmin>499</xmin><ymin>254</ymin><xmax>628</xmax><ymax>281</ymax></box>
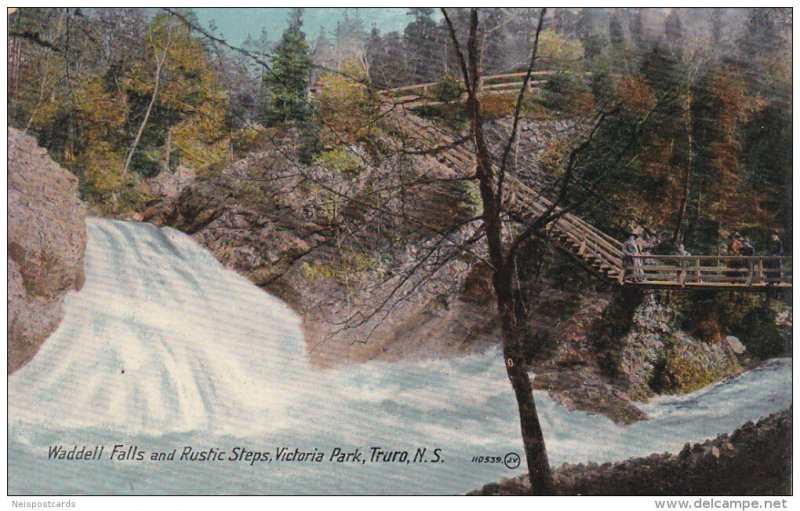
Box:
<box><xmin>621</xmin><ymin>230</ymin><xmax>786</xmax><ymax>285</ymax></box>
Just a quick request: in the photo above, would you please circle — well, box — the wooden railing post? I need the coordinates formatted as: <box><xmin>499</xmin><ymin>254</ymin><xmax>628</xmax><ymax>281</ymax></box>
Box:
<box><xmin>746</xmin><ymin>259</ymin><xmax>753</xmax><ymax>286</ymax></box>
<box><xmin>695</xmin><ymin>258</ymin><xmax>701</xmax><ymax>283</ymax></box>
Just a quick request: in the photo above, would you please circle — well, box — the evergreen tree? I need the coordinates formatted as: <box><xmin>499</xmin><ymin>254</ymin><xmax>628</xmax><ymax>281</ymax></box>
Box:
<box><xmin>335</xmin><ymin>9</ymin><xmax>368</xmax><ymax>63</ymax></box>
<box><xmin>404</xmin><ymin>8</ymin><xmax>439</xmax><ymax>82</ymax></box>
<box><xmin>261</xmin><ymin>8</ymin><xmax>312</xmax><ymax>125</ymax></box>
<box><xmin>553</xmin><ymin>8</ymin><xmax>578</xmax><ymax>36</ymax></box>
<box><xmin>664</xmin><ymin>9</ymin><xmax>683</xmax><ymax>55</ymax></box>
<box><xmin>481</xmin><ymin>8</ymin><xmax>510</xmax><ymax>74</ymax></box>
<box><xmin>735</xmin><ymin>8</ymin><xmax>784</xmax><ymax>99</ymax></box>
<box><xmin>710</xmin><ymin>9</ymin><xmax>723</xmax><ymax>48</ymax></box>
<box><xmin>575</xmin><ymin>8</ymin><xmax>603</xmax><ymax>59</ymax></box>
<box><xmin>741</xmin><ymin>102</ymin><xmax>792</xmax><ymax>243</ymax></box>
<box><xmin>365</xmin><ymin>26</ymin><xmax>384</xmax><ymax>85</ymax></box>
<box><xmin>609</xmin><ymin>13</ymin><xmax>624</xmax><ymax>47</ymax></box>
<box><xmin>629</xmin><ymin>8</ymin><xmax>644</xmax><ymax>48</ymax></box>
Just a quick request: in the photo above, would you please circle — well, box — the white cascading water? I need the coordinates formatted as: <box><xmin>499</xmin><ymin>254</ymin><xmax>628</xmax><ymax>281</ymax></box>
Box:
<box><xmin>8</xmin><ymin>219</ymin><xmax>791</xmax><ymax>495</ymax></box>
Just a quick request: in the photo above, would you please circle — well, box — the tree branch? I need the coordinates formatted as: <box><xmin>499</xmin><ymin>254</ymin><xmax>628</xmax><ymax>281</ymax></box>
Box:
<box><xmin>441</xmin><ymin>9</ymin><xmax>472</xmax><ymax>96</ymax></box>
<box><xmin>497</xmin><ymin>8</ymin><xmax>546</xmax><ymax>205</ymax></box>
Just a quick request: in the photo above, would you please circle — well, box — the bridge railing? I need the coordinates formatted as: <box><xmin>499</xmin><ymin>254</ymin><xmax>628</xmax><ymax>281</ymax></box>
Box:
<box><xmin>624</xmin><ymin>255</ymin><xmax>793</xmax><ymax>287</ymax></box>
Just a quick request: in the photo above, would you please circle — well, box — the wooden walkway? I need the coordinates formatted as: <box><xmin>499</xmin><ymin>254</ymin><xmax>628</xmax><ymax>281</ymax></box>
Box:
<box><xmin>381</xmin><ymin>91</ymin><xmax>792</xmax><ymax>291</ymax></box>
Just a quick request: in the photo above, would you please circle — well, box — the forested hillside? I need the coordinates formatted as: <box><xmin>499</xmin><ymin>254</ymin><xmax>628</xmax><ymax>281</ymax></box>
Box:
<box><xmin>8</xmin><ymin>8</ymin><xmax>791</xmax><ymax>249</ymax></box>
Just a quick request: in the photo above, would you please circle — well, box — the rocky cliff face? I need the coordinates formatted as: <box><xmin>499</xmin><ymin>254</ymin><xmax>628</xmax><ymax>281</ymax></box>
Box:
<box><xmin>8</xmin><ymin>128</ymin><xmax>87</xmax><ymax>373</ymax></box>
<box><xmin>144</xmin><ymin>131</ymin><xmax>499</xmax><ymax>367</ymax></box>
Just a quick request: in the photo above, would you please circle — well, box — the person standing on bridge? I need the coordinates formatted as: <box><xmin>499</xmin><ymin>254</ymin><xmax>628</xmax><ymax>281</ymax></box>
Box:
<box><xmin>739</xmin><ymin>236</ymin><xmax>755</xmax><ymax>257</ymax></box>
<box><xmin>726</xmin><ymin>233</ymin><xmax>744</xmax><ymax>277</ymax></box>
<box><xmin>766</xmin><ymin>233</ymin><xmax>784</xmax><ymax>284</ymax></box>
<box><xmin>623</xmin><ymin>233</ymin><xmax>643</xmax><ymax>282</ymax></box>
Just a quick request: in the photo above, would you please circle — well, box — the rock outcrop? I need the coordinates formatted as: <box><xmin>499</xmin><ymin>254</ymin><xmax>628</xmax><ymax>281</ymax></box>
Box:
<box><xmin>596</xmin><ymin>291</ymin><xmax>743</xmax><ymax>400</ymax></box>
<box><xmin>8</xmin><ymin>128</ymin><xmax>87</xmax><ymax>373</ymax></box>
<box><xmin>471</xmin><ymin>408</ymin><xmax>792</xmax><ymax>495</ymax></box>
<box><xmin>144</xmin><ymin>136</ymin><xmax>498</xmax><ymax>367</ymax></box>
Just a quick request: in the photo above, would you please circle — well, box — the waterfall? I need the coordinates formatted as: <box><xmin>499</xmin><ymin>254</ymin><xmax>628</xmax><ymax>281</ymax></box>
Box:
<box><xmin>9</xmin><ymin>219</ymin><xmax>309</xmax><ymax>435</ymax></box>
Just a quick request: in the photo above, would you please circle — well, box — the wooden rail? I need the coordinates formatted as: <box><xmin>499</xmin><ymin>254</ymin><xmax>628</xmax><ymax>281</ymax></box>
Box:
<box><xmin>382</xmin><ymin>71</ymin><xmax>557</xmax><ymax>98</ymax></box>
<box><xmin>626</xmin><ymin>255</ymin><xmax>793</xmax><ymax>289</ymax></box>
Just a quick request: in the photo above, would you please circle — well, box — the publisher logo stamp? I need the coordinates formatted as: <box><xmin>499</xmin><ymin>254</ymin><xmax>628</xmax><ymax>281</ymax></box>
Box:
<box><xmin>503</xmin><ymin>452</ymin><xmax>521</xmax><ymax>469</ymax></box>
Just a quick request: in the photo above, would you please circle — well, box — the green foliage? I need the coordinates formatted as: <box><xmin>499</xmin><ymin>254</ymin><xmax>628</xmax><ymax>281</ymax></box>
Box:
<box><xmin>261</xmin><ymin>8</ymin><xmax>312</xmax><ymax>125</ymax></box>
<box><xmin>741</xmin><ymin>102</ymin><xmax>792</xmax><ymax>249</ymax></box>
<box><xmin>11</xmin><ymin>9</ymin><xmax>234</xmax><ymax>215</ymax></box>
<box><xmin>541</xmin><ymin>72</ymin><xmax>583</xmax><ymax>111</ymax></box>
<box><xmin>79</xmin><ymin>142</ymin><xmax>152</xmax><ymax>215</ymax></box>
<box><xmin>301</xmin><ymin>251</ymin><xmax>385</xmax><ymax>286</ymax></box>
<box><xmin>315</xmin><ymin>58</ymin><xmax>380</xmax><ymax>146</ymax></box>
<box><xmin>674</xmin><ymin>291</ymin><xmax>786</xmax><ymax>360</ymax></box>
<box><xmin>458</xmin><ymin>181</ymin><xmax>482</xmax><ymax>216</ymax></box>
<box><xmin>537</xmin><ymin>28</ymin><xmax>585</xmax><ymax>71</ymax></box>
<box><xmin>314</xmin><ymin>147</ymin><xmax>366</xmax><ymax>178</ymax></box>
<box><xmin>654</xmin><ymin>335</ymin><xmax>741</xmax><ymax>394</ymax></box>
<box><xmin>300</xmin><ymin>261</ymin><xmax>338</xmax><ymax>282</ymax></box>
<box><xmin>433</xmin><ymin>71</ymin><xmax>462</xmax><ymax>103</ymax></box>
<box><xmin>298</xmin><ymin>122</ymin><xmax>323</xmax><ymax>165</ymax></box>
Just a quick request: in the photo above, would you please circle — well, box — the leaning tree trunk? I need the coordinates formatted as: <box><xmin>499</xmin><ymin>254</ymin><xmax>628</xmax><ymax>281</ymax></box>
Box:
<box><xmin>494</xmin><ymin>265</ymin><xmax>554</xmax><ymax>494</ymax></box>
<box><xmin>466</xmin><ymin>58</ymin><xmax>553</xmax><ymax>500</ymax></box>
<box><xmin>444</xmin><ymin>6</ymin><xmax>554</xmax><ymax>494</ymax></box>
<box><xmin>123</xmin><ymin>47</ymin><xmax>167</xmax><ymax>175</ymax></box>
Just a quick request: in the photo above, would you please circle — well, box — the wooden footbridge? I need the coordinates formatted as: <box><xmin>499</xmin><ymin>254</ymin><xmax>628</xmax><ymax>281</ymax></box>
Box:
<box><xmin>379</xmin><ymin>78</ymin><xmax>792</xmax><ymax>291</ymax></box>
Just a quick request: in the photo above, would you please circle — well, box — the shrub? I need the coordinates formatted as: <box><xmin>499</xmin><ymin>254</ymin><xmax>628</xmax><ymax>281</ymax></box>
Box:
<box><xmin>434</xmin><ymin>71</ymin><xmax>462</xmax><ymax>103</ymax></box>
<box><xmin>79</xmin><ymin>142</ymin><xmax>152</xmax><ymax>215</ymax></box>
<box><xmin>654</xmin><ymin>334</ymin><xmax>741</xmax><ymax>394</ymax></box>
<box><xmin>540</xmin><ymin>72</ymin><xmax>594</xmax><ymax>113</ymax></box>
<box><xmin>316</xmin><ymin>59</ymin><xmax>380</xmax><ymax>146</ymax></box>
<box><xmin>479</xmin><ymin>92</ymin><xmax>518</xmax><ymax>118</ymax></box>
<box><xmin>314</xmin><ymin>146</ymin><xmax>366</xmax><ymax>178</ymax></box>
<box><xmin>676</xmin><ymin>291</ymin><xmax>785</xmax><ymax>360</ymax></box>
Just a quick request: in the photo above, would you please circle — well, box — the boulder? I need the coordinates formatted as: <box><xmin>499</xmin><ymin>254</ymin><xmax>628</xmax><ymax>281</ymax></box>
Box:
<box><xmin>8</xmin><ymin>128</ymin><xmax>87</xmax><ymax>373</ymax></box>
<box><xmin>724</xmin><ymin>335</ymin><xmax>746</xmax><ymax>355</ymax></box>
<box><xmin>145</xmin><ymin>164</ymin><xmax>196</xmax><ymax>201</ymax></box>
<box><xmin>657</xmin><ymin>333</ymin><xmax>742</xmax><ymax>394</ymax></box>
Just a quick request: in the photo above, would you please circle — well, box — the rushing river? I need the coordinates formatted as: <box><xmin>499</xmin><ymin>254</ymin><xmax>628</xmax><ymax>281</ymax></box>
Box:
<box><xmin>8</xmin><ymin>219</ymin><xmax>792</xmax><ymax>495</ymax></box>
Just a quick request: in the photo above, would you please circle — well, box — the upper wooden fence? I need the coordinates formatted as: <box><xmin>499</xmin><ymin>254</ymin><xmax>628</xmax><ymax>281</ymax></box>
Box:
<box><xmin>380</xmin><ymin>71</ymin><xmax>559</xmax><ymax>108</ymax></box>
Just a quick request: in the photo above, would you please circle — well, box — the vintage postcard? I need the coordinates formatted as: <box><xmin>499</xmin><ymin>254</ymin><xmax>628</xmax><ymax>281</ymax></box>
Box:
<box><xmin>6</xmin><ymin>6</ymin><xmax>792</xmax><ymax>500</ymax></box>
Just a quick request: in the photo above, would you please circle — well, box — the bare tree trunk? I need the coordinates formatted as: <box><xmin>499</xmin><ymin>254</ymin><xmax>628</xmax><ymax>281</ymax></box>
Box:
<box><xmin>24</xmin><ymin>52</ymin><xmax>53</xmax><ymax>134</ymax></box>
<box><xmin>164</xmin><ymin>129</ymin><xmax>172</xmax><ymax>171</ymax></box>
<box><xmin>446</xmin><ymin>7</ymin><xmax>553</xmax><ymax>494</ymax></box>
<box><xmin>673</xmin><ymin>91</ymin><xmax>693</xmax><ymax>243</ymax></box>
<box><xmin>123</xmin><ymin>47</ymin><xmax>167</xmax><ymax>175</ymax></box>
